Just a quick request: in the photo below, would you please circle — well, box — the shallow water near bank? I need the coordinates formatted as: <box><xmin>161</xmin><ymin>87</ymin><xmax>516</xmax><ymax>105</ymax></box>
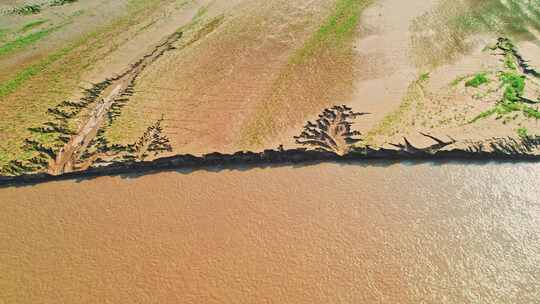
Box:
<box><xmin>1</xmin><ymin>162</ymin><xmax>539</xmax><ymax>303</ymax></box>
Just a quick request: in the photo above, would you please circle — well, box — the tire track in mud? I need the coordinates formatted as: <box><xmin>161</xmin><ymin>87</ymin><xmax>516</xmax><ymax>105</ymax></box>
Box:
<box><xmin>48</xmin><ymin>31</ymin><xmax>183</xmax><ymax>175</ymax></box>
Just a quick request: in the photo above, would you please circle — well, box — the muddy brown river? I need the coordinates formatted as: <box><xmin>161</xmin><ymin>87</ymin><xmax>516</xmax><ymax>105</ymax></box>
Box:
<box><xmin>1</xmin><ymin>162</ymin><xmax>539</xmax><ymax>303</ymax></box>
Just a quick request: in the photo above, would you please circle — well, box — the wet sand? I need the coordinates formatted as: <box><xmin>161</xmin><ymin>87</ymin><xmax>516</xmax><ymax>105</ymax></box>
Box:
<box><xmin>1</xmin><ymin>162</ymin><xmax>539</xmax><ymax>303</ymax></box>
<box><xmin>348</xmin><ymin>0</ymin><xmax>438</xmax><ymax>132</ymax></box>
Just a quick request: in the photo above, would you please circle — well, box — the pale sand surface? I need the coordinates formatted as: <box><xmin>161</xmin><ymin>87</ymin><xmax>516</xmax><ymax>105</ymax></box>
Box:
<box><xmin>347</xmin><ymin>0</ymin><xmax>438</xmax><ymax>131</ymax></box>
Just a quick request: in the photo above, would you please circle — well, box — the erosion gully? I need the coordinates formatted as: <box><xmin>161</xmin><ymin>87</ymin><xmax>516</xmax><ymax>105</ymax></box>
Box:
<box><xmin>48</xmin><ymin>31</ymin><xmax>183</xmax><ymax>175</ymax></box>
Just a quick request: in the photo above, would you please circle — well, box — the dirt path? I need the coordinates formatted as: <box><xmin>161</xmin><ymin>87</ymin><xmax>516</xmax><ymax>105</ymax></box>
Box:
<box><xmin>48</xmin><ymin>32</ymin><xmax>183</xmax><ymax>175</ymax></box>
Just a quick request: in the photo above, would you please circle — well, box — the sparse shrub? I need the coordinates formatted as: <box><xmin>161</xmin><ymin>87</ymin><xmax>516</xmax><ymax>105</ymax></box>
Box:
<box><xmin>50</xmin><ymin>0</ymin><xmax>78</xmax><ymax>7</ymax></box>
<box><xmin>6</xmin><ymin>4</ymin><xmax>42</xmax><ymax>15</ymax></box>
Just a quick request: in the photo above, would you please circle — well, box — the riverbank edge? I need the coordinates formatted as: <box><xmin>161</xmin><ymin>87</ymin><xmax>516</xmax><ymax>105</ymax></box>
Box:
<box><xmin>1</xmin><ymin>147</ymin><xmax>539</xmax><ymax>187</ymax></box>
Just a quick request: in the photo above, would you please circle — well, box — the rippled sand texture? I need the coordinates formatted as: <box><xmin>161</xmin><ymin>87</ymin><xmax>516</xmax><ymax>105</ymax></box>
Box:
<box><xmin>1</xmin><ymin>163</ymin><xmax>539</xmax><ymax>303</ymax></box>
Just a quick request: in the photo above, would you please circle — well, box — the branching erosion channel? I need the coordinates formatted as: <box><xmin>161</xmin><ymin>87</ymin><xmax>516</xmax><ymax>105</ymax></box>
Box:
<box><xmin>4</xmin><ymin>31</ymin><xmax>181</xmax><ymax>176</ymax></box>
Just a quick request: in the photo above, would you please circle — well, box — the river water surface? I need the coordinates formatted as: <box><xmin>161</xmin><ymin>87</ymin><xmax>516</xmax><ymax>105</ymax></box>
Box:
<box><xmin>1</xmin><ymin>162</ymin><xmax>539</xmax><ymax>303</ymax></box>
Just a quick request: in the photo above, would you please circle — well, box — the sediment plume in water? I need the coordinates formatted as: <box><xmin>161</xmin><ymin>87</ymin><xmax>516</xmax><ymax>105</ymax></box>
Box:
<box><xmin>2</xmin><ymin>162</ymin><xmax>539</xmax><ymax>303</ymax></box>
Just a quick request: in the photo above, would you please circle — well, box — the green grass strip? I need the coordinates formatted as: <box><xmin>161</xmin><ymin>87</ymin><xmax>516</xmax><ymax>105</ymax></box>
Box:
<box><xmin>0</xmin><ymin>26</ymin><xmax>59</xmax><ymax>57</ymax></box>
<box><xmin>291</xmin><ymin>0</ymin><xmax>372</xmax><ymax>64</ymax></box>
<box><xmin>20</xmin><ymin>19</ymin><xmax>49</xmax><ymax>32</ymax></box>
<box><xmin>471</xmin><ymin>102</ymin><xmax>540</xmax><ymax>122</ymax></box>
<box><xmin>0</xmin><ymin>0</ymin><xmax>168</xmax><ymax>100</ymax></box>
<box><xmin>0</xmin><ymin>44</ymin><xmax>71</xmax><ymax>99</ymax></box>
<box><xmin>0</xmin><ymin>28</ymin><xmax>8</xmax><ymax>41</ymax></box>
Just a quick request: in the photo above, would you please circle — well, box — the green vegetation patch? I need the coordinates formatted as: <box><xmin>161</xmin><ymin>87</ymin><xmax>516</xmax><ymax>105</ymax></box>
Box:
<box><xmin>500</xmin><ymin>72</ymin><xmax>525</xmax><ymax>102</ymax></box>
<box><xmin>291</xmin><ymin>0</ymin><xmax>372</xmax><ymax>64</ymax></box>
<box><xmin>522</xmin><ymin>106</ymin><xmax>540</xmax><ymax>119</ymax></box>
<box><xmin>517</xmin><ymin>127</ymin><xmax>529</xmax><ymax>138</ymax></box>
<box><xmin>465</xmin><ymin>73</ymin><xmax>490</xmax><ymax>88</ymax></box>
<box><xmin>470</xmin><ymin>70</ymin><xmax>539</xmax><ymax>122</ymax></box>
<box><xmin>0</xmin><ymin>43</ymin><xmax>71</xmax><ymax>98</ymax></box>
<box><xmin>504</xmin><ymin>53</ymin><xmax>517</xmax><ymax>70</ymax></box>
<box><xmin>419</xmin><ymin>72</ymin><xmax>430</xmax><ymax>82</ymax></box>
<box><xmin>0</xmin><ymin>26</ymin><xmax>59</xmax><ymax>58</ymax></box>
<box><xmin>465</xmin><ymin>38</ymin><xmax>540</xmax><ymax>124</ymax></box>
<box><xmin>471</xmin><ymin>102</ymin><xmax>540</xmax><ymax>122</ymax></box>
<box><xmin>21</xmin><ymin>19</ymin><xmax>49</xmax><ymax>32</ymax></box>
